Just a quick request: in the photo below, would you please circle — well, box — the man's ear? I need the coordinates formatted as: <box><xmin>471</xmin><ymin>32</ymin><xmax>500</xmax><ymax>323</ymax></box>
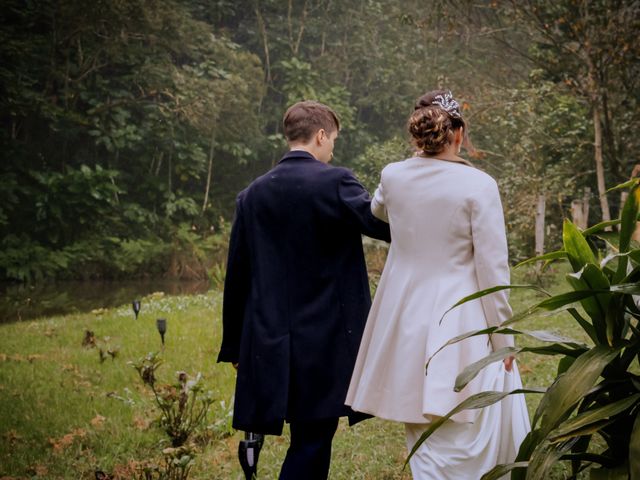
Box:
<box><xmin>315</xmin><ymin>129</ymin><xmax>326</xmax><ymax>145</ymax></box>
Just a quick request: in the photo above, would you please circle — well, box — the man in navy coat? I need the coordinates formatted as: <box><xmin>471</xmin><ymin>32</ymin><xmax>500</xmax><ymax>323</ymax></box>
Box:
<box><xmin>218</xmin><ymin>100</ymin><xmax>391</xmax><ymax>479</ymax></box>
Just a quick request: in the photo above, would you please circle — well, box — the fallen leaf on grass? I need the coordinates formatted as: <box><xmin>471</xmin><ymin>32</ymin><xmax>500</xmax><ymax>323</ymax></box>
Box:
<box><xmin>26</xmin><ymin>464</ymin><xmax>48</xmax><ymax>476</ymax></box>
<box><xmin>48</xmin><ymin>428</ymin><xmax>87</xmax><ymax>453</ymax></box>
<box><xmin>90</xmin><ymin>414</ymin><xmax>106</xmax><ymax>428</ymax></box>
<box><xmin>132</xmin><ymin>415</ymin><xmax>151</xmax><ymax>430</ymax></box>
<box><xmin>61</xmin><ymin>363</ymin><xmax>79</xmax><ymax>373</ymax></box>
<box><xmin>2</xmin><ymin>429</ymin><xmax>23</xmax><ymax>445</ymax></box>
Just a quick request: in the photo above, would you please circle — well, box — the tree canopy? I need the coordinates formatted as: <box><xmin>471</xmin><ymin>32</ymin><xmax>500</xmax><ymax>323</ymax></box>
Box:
<box><xmin>1</xmin><ymin>0</ymin><xmax>638</xmax><ymax>281</ymax></box>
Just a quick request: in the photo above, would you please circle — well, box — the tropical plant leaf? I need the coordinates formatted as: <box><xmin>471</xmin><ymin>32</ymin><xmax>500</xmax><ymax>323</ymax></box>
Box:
<box><xmin>405</xmin><ymin>388</ymin><xmax>546</xmax><ymax>467</ymax></box>
<box><xmin>535</xmin><ymin>289</ymin><xmax>608</xmax><ymax>311</ymax></box>
<box><xmin>514</xmin><ymin>250</ymin><xmax>566</xmax><ymax>269</ymax></box>
<box><xmin>616</xmin><ymin>185</ymin><xmax>640</xmax><ymax>282</ymax></box>
<box><xmin>440</xmin><ymin>284</ymin><xmax>549</xmax><ymax>324</ymax></box>
<box><xmin>425</xmin><ymin>327</ymin><xmax>587</xmax><ymax>375</ymax></box>
<box><xmin>583</xmin><ymin>219</ymin><xmax>623</xmax><ymax>236</ymax></box>
<box><xmin>532</xmin><ymin>345</ymin><xmax>622</xmax><ymax>433</ymax></box>
<box><xmin>556</xmin><ymin>356</ymin><xmax>575</xmax><ymax>376</ymax></box>
<box><xmin>519</xmin><ymin>330</ymin><xmax>587</xmax><ymax>347</ymax></box>
<box><xmin>606</xmin><ymin>177</ymin><xmax>640</xmax><ymax>193</ymax></box>
<box><xmin>566</xmin><ymin>265</ymin><xmax>610</xmax><ymax>344</ymax></box>
<box><xmin>453</xmin><ymin>342</ymin><xmax>588</xmax><ymax>391</ymax></box>
<box><xmin>566</xmin><ymin>307</ymin><xmax>597</xmax><ymax>344</ymax></box>
<box><xmin>550</xmin><ymin>419</ymin><xmax>617</xmax><ymax>444</ymax></box>
<box><xmin>525</xmin><ymin>438</ymin><xmax>578</xmax><ymax>480</ymax></box>
<box><xmin>631</xmin><ymin>410</ymin><xmax>640</xmax><ymax>480</ymax></box>
<box><xmin>610</xmin><ymin>283</ymin><xmax>640</xmax><ymax>295</ymax></box>
<box><xmin>454</xmin><ymin>347</ymin><xmax>519</xmax><ymax>391</ymax></box>
<box><xmin>521</xmin><ymin>344</ymin><xmax>588</xmax><ymax>357</ymax></box>
<box><xmin>563</xmin><ymin>219</ymin><xmax>597</xmax><ymax>271</ymax></box>
<box><xmin>480</xmin><ymin>461</ymin><xmax>529</xmax><ymax>480</ymax></box>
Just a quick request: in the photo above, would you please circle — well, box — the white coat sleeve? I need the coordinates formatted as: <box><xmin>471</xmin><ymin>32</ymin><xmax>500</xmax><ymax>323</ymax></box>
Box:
<box><xmin>371</xmin><ymin>171</ymin><xmax>389</xmax><ymax>223</ymax></box>
<box><xmin>470</xmin><ymin>179</ymin><xmax>515</xmax><ymax>352</ymax></box>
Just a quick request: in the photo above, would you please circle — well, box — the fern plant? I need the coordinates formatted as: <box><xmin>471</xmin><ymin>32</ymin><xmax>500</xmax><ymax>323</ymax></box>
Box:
<box><xmin>409</xmin><ymin>180</ymin><xmax>640</xmax><ymax>479</ymax></box>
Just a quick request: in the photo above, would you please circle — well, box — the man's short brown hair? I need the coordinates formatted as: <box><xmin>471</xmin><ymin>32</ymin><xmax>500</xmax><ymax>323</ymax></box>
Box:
<box><xmin>282</xmin><ymin>101</ymin><xmax>340</xmax><ymax>143</ymax></box>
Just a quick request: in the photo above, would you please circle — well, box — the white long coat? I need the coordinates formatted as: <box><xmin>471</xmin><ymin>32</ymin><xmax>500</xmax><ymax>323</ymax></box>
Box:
<box><xmin>346</xmin><ymin>156</ymin><xmax>519</xmax><ymax>424</ymax></box>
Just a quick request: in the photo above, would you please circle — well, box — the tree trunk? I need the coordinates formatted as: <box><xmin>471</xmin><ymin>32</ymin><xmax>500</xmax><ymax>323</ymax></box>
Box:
<box><xmin>593</xmin><ymin>104</ymin><xmax>611</xmax><ymax>225</ymax></box>
<box><xmin>535</xmin><ymin>194</ymin><xmax>546</xmax><ymax>257</ymax></box>
<box><xmin>254</xmin><ymin>3</ymin><xmax>272</xmax><ymax>84</ymax></box>
<box><xmin>202</xmin><ymin>130</ymin><xmax>215</xmax><ymax>214</ymax></box>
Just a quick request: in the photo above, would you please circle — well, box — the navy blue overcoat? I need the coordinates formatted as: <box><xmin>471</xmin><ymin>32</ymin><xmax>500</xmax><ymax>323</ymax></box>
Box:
<box><xmin>217</xmin><ymin>150</ymin><xmax>391</xmax><ymax>435</ymax></box>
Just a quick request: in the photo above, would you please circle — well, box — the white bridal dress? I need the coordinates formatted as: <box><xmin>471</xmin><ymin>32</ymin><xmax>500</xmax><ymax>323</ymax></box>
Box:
<box><xmin>346</xmin><ymin>157</ymin><xmax>531</xmax><ymax>479</ymax></box>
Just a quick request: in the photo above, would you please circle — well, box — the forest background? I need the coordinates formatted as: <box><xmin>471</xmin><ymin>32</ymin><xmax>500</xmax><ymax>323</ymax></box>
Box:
<box><xmin>1</xmin><ymin>0</ymin><xmax>639</xmax><ymax>284</ymax></box>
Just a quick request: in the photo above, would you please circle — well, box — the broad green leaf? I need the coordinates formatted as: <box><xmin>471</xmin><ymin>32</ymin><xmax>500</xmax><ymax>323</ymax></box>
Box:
<box><xmin>600</xmin><ymin>249</ymin><xmax>640</xmax><ymax>269</ymax></box>
<box><xmin>610</xmin><ymin>283</ymin><xmax>640</xmax><ymax>295</ymax></box>
<box><xmin>548</xmin><ymin>393</ymin><xmax>639</xmax><ymax>442</ymax></box>
<box><xmin>631</xmin><ymin>410</ymin><xmax>640</xmax><ymax>480</ymax></box>
<box><xmin>480</xmin><ymin>462</ymin><xmax>529</xmax><ymax>480</ymax></box>
<box><xmin>514</xmin><ymin>250</ymin><xmax>566</xmax><ymax>269</ymax></box>
<box><xmin>566</xmin><ymin>265</ymin><xmax>610</xmax><ymax>343</ymax></box>
<box><xmin>551</xmin><ymin>419</ymin><xmax>615</xmax><ymax>444</ymax></box>
<box><xmin>425</xmin><ymin>326</ymin><xmax>503</xmax><ymax>373</ymax></box>
<box><xmin>583</xmin><ymin>219</ymin><xmax>622</xmax><ymax>236</ymax></box>
<box><xmin>520</xmin><ymin>330</ymin><xmax>587</xmax><ymax>347</ymax></box>
<box><xmin>566</xmin><ymin>307</ymin><xmax>597</xmax><ymax>344</ymax></box>
<box><xmin>453</xmin><ymin>343</ymin><xmax>588</xmax><ymax>391</ymax></box>
<box><xmin>606</xmin><ymin>177</ymin><xmax>640</xmax><ymax>193</ymax></box>
<box><xmin>533</xmin><ymin>345</ymin><xmax>622</xmax><ymax>433</ymax></box>
<box><xmin>622</xmin><ymin>264</ymin><xmax>640</xmax><ymax>284</ymax></box>
<box><xmin>426</xmin><ymin>328</ymin><xmax>587</xmax><ymax>375</ymax></box>
<box><xmin>563</xmin><ymin>219</ymin><xmax>597</xmax><ymax>271</ymax></box>
<box><xmin>440</xmin><ymin>284</ymin><xmax>549</xmax><ymax>324</ymax></box>
<box><xmin>405</xmin><ymin>388</ymin><xmax>546</xmax><ymax>467</ymax></box>
<box><xmin>526</xmin><ymin>439</ymin><xmax>577</xmax><ymax>480</ymax></box>
<box><xmin>454</xmin><ymin>347</ymin><xmax>519</xmax><ymax>391</ymax></box>
<box><xmin>520</xmin><ymin>344</ymin><xmax>588</xmax><ymax>357</ymax></box>
<box><xmin>557</xmin><ymin>356</ymin><xmax>575</xmax><ymax>376</ymax></box>
<box><xmin>536</xmin><ymin>289</ymin><xmax>607</xmax><ymax>311</ymax></box>
<box><xmin>616</xmin><ymin>185</ymin><xmax>640</xmax><ymax>282</ymax></box>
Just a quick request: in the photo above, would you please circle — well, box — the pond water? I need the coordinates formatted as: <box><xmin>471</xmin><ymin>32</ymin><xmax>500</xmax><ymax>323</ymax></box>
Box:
<box><xmin>0</xmin><ymin>279</ymin><xmax>212</xmax><ymax>323</ymax></box>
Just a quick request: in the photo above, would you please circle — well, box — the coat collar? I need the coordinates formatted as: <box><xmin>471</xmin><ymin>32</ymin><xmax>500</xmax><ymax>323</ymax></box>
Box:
<box><xmin>278</xmin><ymin>150</ymin><xmax>320</xmax><ymax>164</ymax></box>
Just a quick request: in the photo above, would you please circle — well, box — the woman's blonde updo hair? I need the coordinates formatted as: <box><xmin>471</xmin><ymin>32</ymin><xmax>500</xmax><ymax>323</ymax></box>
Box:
<box><xmin>408</xmin><ymin>90</ymin><xmax>468</xmax><ymax>156</ymax></box>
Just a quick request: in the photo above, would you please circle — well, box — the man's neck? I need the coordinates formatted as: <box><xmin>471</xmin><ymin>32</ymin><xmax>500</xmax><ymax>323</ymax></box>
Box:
<box><xmin>288</xmin><ymin>146</ymin><xmax>324</xmax><ymax>162</ymax></box>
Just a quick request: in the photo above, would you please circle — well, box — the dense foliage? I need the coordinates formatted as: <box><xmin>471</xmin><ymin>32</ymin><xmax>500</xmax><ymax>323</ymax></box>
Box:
<box><xmin>1</xmin><ymin>0</ymin><xmax>639</xmax><ymax>281</ymax></box>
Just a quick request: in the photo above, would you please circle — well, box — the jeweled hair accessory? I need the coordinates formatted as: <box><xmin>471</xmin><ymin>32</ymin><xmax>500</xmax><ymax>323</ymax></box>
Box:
<box><xmin>432</xmin><ymin>91</ymin><xmax>461</xmax><ymax>118</ymax></box>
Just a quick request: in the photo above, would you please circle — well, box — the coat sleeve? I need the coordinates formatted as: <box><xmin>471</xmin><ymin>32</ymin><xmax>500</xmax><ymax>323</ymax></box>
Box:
<box><xmin>217</xmin><ymin>197</ymin><xmax>251</xmax><ymax>363</ymax></box>
<box><xmin>338</xmin><ymin>170</ymin><xmax>391</xmax><ymax>242</ymax></box>
<box><xmin>470</xmin><ymin>179</ymin><xmax>515</xmax><ymax>352</ymax></box>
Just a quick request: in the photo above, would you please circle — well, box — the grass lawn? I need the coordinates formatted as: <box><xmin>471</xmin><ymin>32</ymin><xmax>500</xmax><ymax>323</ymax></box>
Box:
<box><xmin>0</xmin><ymin>263</ymin><xmax>591</xmax><ymax>479</ymax></box>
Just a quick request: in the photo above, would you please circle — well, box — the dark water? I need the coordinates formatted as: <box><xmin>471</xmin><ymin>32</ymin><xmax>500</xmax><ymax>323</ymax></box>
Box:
<box><xmin>0</xmin><ymin>279</ymin><xmax>212</xmax><ymax>323</ymax></box>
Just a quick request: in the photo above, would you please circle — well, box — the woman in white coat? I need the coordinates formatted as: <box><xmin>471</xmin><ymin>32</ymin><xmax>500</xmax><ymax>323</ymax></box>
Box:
<box><xmin>346</xmin><ymin>90</ymin><xmax>530</xmax><ymax>479</ymax></box>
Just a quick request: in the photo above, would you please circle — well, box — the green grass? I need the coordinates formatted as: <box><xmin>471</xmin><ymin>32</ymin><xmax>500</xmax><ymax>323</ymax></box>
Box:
<box><xmin>0</xmin><ymin>264</ymin><xmax>592</xmax><ymax>479</ymax></box>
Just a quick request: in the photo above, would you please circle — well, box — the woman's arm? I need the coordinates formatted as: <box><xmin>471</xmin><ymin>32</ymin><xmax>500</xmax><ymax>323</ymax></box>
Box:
<box><xmin>471</xmin><ymin>179</ymin><xmax>515</xmax><ymax>361</ymax></box>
